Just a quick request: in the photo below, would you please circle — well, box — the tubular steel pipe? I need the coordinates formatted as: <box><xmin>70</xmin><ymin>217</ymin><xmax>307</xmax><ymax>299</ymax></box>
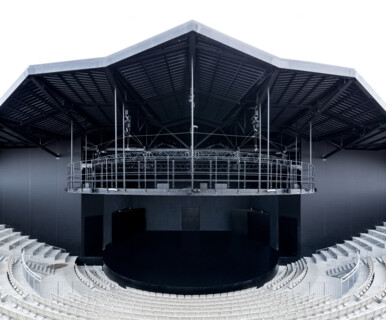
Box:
<box><xmin>267</xmin><ymin>88</ymin><xmax>270</xmax><ymax>189</ymax></box>
<box><xmin>258</xmin><ymin>103</ymin><xmax>261</xmax><ymax>192</ymax></box>
<box><xmin>190</xmin><ymin>57</ymin><xmax>195</xmax><ymax>190</ymax></box>
<box><xmin>114</xmin><ymin>88</ymin><xmax>118</xmax><ymax>189</ymax></box>
<box><xmin>122</xmin><ymin>104</ymin><xmax>126</xmax><ymax>191</ymax></box>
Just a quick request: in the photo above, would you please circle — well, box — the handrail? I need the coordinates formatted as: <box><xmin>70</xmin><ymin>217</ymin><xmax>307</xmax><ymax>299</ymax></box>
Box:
<box><xmin>66</xmin><ymin>148</ymin><xmax>315</xmax><ymax>195</ymax></box>
<box><xmin>341</xmin><ymin>250</ymin><xmax>360</xmax><ymax>282</ymax></box>
<box><xmin>21</xmin><ymin>250</ymin><xmax>42</xmax><ymax>282</ymax></box>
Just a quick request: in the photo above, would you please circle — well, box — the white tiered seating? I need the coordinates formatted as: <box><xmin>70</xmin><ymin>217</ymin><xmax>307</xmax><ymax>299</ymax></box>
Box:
<box><xmin>1</xmin><ymin>222</ymin><xmax>386</xmax><ymax>319</ymax></box>
<box><xmin>264</xmin><ymin>265</ymin><xmax>288</xmax><ymax>289</ymax></box>
<box><xmin>354</xmin><ymin>257</ymin><xmax>375</xmax><ymax>300</ymax></box>
<box><xmin>289</xmin><ymin>258</ymin><xmax>308</xmax><ymax>288</ymax></box>
<box><xmin>74</xmin><ymin>264</ymin><xmax>94</xmax><ymax>289</ymax></box>
<box><xmin>6</xmin><ymin>256</ymin><xmax>29</xmax><ymax>298</ymax></box>
<box><xmin>92</xmin><ymin>266</ymin><xmax>121</xmax><ymax>289</ymax></box>
<box><xmin>83</xmin><ymin>265</ymin><xmax>110</xmax><ymax>290</ymax></box>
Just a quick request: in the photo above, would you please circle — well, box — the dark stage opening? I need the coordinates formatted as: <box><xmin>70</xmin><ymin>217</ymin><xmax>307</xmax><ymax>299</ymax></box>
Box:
<box><xmin>103</xmin><ymin>231</ymin><xmax>278</xmax><ymax>294</ymax></box>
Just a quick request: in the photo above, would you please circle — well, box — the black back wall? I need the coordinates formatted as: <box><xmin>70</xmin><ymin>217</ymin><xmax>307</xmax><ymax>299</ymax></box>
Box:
<box><xmin>81</xmin><ymin>194</ymin><xmax>290</xmax><ymax>256</ymax></box>
<box><xmin>0</xmin><ymin>140</ymin><xmax>82</xmax><ymax>255</ymax></box>
<box><xmin>301</xmin><ymin>142</ymin><xmax>386</xmax><ymax>256</ymax></box>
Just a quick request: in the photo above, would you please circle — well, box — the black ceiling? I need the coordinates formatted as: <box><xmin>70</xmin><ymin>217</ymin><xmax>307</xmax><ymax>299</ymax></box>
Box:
<box><xmin>0</xmin><ymin>21</ymin><xmax>385</xmax><ymax>158</ymax></box>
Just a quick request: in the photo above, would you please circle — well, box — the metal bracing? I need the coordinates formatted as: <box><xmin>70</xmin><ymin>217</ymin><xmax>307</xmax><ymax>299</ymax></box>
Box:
<box><xmin>30</xmin><ymin>77</ymin><xmax>86</xmax><ymax>133</ymax></box>
<box><xmin>296</xmin><ymin>80</ymin><xmax>354</xmax><ymax>134</ymax></box>
<box><xmin>1</xmin><ymin>21</ymin><xmax>385</xmax><ymax>153</ymax></box>
<box><xmin>322</xmin><ymin>122</ymin><xmax>386</xmax><ymax>159</ymax></box>
<box><xmin>106</xmin><ymin>66</ymin><xmax>190</xmax><ymax>149</ymax></box>
<box><xmin>282</xmin><ymin>79</ymin><xmax>352</xmax><ymax>133</ymax></box>
<box><xmin>66</xmin><ymin>148</ymin><xmax>315</xmax><ymax>196</ymax></box>
<box><xmin>0</xmin><ymin>122</ymin><xmax>60</xmax><ymax>158</ymax></box>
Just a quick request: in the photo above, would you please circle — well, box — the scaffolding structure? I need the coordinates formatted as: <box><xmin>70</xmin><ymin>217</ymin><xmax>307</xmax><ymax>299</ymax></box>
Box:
<box><xmin>66</xmin><ymin>149</ymin><xmax>314</xmax><ymax>196</ymax></box>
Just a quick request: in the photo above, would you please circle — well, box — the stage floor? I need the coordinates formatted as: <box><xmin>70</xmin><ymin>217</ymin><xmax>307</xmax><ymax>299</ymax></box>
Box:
<box><xmin>103</xmin><ymin>231</ymin><xmax>278</xmax><ymax>294</ymax></box>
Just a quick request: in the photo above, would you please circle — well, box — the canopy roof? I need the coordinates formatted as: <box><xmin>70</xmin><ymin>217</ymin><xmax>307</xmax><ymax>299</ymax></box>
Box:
<box><xmin>0</xmin><ymin>20</ymin><xmax>385</xmax><ymax>157</ymax></box>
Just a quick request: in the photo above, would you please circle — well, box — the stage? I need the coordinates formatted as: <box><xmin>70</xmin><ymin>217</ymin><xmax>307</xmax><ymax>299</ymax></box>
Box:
<box><xmin>103</xmin><ymin>231</ymin><xmax>279</xmax><ymax>294</ymax></box>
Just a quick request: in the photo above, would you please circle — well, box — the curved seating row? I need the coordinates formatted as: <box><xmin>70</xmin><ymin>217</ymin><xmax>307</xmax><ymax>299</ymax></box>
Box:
<box><xmin>84</xmin><ymin>265</ymin><xmax>111</xmax><ymax>290</ymax></box>
<box><xmin>74</xmin><ymin>264</ymin><xmax>94</xmax><ymax>289</ymax></box>
<box><xmin>289</xmin><ymin>258</ymin><xmax>308</xmax><ymax>289</ymax></box>
<box><xmin>326</xmin><ymin>261</ymin><xmax>356</xmax><ymax>277</ymax></box>
<box><xmin>6</xmin><ymin>257</ymin><xmax>28</xmax><ymax>298</ymax></box>
<box><xmin>92</xmin><ymin>266</ymin><xmax>121</xmax><ymax>289</ymax></box>
<box><xmin>1</xmin><ymin>221</ymin><xmax>386</xmax><ymax>319</ymax></box>
<box><xmin>354</xmin><ymin>257</ymin><xmax>375</xmax><ymax>300</ymax></box>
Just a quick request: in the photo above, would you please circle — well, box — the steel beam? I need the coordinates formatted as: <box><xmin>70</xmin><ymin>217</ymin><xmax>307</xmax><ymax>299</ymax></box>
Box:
<box><xmin>283</xmin><ymin>79</ymin><xmax>352</xmax><ymax>133</ymax></box>
<box><xmin>31</xmin><ymin>77</ymin><xmax>85</xmax><ymax>132</ymax></box>
<box><xmin>297</xmin><ymin>80</ymin><xmax>354</xmax><ymax>134</ymax></box>
<box><xmin>0</xmin><ymin>122</ymin><xmax>60</xmax><ymax>158</ymax></box>
<box><xmin>322</xmin><ymin>123</ymin><xmax>386</xmax><ymax>159</ymax></box>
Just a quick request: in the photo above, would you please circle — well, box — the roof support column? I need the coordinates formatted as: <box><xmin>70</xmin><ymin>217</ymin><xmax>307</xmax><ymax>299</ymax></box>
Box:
<box><xmin>114</xmin><ymin>87</ymin><xmax>118</xmax><ymax>189</ymax></box>
<box><xmin>267</xmin><ymin>88</ymin><xmax>270</xmax><ymax>189</ymax></box>
<box><xmin>258</xmin><ymin>102</ymin><xmax>262</xmax><ymax>193</ymax></box>
<box><xmin>190</xmin><ymin>57</ymin><xmax>195</xmax><ymax>190</ymax></box>
<box><xmin>70</xmin><ymin>120</ymin><xmax>74</xmax><ymax>190</ymax></box>
<box><xmin>309</xmin><ymin>122</ymin><xmax>312</xmax><ymax>165</ymax></box>
<box><xmin>122</xmin><ymin>103</ymin><xmax>126</xmax><ymax>191</ymax></box>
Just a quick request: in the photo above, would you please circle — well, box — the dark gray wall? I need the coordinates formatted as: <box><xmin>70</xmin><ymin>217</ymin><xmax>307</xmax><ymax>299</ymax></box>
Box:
<box><xmin>0</xmin><ymin>140</ymin><xmax>82</xmax><ymax>255</ymax></box>
<box><xmin>301</xmin><ymin>142</ymin><xmax>386</xmax><ymax>256</ymax></box>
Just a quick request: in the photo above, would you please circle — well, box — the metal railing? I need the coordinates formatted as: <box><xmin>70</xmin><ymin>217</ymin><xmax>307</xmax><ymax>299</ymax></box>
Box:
<box><xmin>66</xmin><ymin>149</ymin><xmax>315</xmax><ymax>195</ymax></box>
<box><xmin>21</xmin><ymin>250</ymin><xmax>43</xmax><ymax>296</ymax></box>
<box><xmin>340</xmin><ymin>250</ymin><xmax>361</xmax><ymax>296</ymax></box>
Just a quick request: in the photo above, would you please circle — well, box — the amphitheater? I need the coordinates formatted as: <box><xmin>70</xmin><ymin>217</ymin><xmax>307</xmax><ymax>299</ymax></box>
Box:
<box><xmin>0</xmin><ymin>222</ymin><xmax>385</xmax><ymax>319</ymax></box>
<box><xmin>0</xmin><ymin>21</ymin><xmax>385</xmax><ymax>319</ymax></box>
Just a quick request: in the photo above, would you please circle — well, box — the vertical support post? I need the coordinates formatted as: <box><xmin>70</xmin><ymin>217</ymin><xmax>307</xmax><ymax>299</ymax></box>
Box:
<box><xmin>276</xmin><ymin>159</ymin><xmax>278</xmax><ymax>189</ymax></box>
<box><xmin>144</xmin><ymin>154</ymin><xmax>147</xmax><ymax>191</ymax></box>
<box><xmin>237</xmin><ymin>161</ymin><xmax>240</xmax><ymax>193</ymax></box>
<box><xmin>114</xmin><ymin>87</ymin><xmax>118</xmax><ymax>189</ymax></box>
<box><xmin>215</xmin><ymin>156</ymin><xmax>218</xmax><ymax>187</ymax></box>
<box><xmin>70</xmin><ymin>121</ymin><xmax>73</xmax><ymax>190</ymax></box>
<box><xmin>301</xmin><ymin>162</ymin><xmax>303</xmax><ymax>191</ymax></box>
<box><xmin>137</xmin><ymin>161</ymin><xmax>140</xmax><ymax>188</ymax></box>
<box><xmin>309</xmin><ymin>122</ymin><xmax>312</xmax><ymax>165</ymax></box>
<box><xmin>295</xmin><ymin>135</ymin><xmax>298</xmax><ymax>189</ymax></box>
<box><xmin>267</xmin><ymin>88</ymin><xmax>270</xmax><ymax>189</ymax></box>
<box><xmin>227</xmin><ymin>160</ymin><xmax>230</xmax><ymax>188</ymax></box>
<box><xmin>85</xmin><ymin>135</ymin><xmax>88</xmax><ymax>186</ymax></box>
<box><xmin>280</xmin><ymin>163</ymin><xmax>282</xmax><ymax>189</ymax></box>
<box><xmin>172</xmin><ymin>160</ymin><xmax>175</xmax><ymax>189</ymax></box>
<box><xmin>258</xmin><ymin>103</ymin><xmax>261</xmax><ymax>192</ymax></box>
<box><xmin>122</xmin><ymin>104</ymin><xmax>126</xmax><ymax>191</ymax></box>
<box><xmin>209</xmin><ymin>160</ymin><xmax>212</xmax><ymax>189</ymax></box>
<box><xmin>310</xmin><ymin>121</ymin><xmax>313</xmax><ymax>191</ymax></box>
<box><xmin>154</xmin><ymin>160</ymin><xmax>157</xmax><ymax>188</ymax></box>
<box><xmin>244</xmin><ymin>160</ymin><xmax>246</xmax><ymax>189</ymax></box>
<box><xmin>167</xmin><ymin>155</ymin><xmax>170</xmax><ymax>187</ymax></box>
<box><xmin>190</xmin><ymin>57</ymin><xmax>195</xmax><ymax>190</ymax></box>
<box><xmin>100</xmin><ymin>163</ymin><xmax>103</xmax><ymax>189</ymax></box>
